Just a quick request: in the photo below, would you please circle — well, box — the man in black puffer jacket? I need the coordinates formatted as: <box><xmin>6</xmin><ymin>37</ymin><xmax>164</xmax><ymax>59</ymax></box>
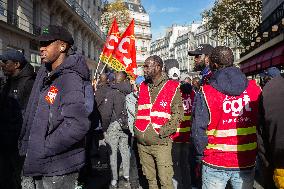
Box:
<box><xmin>0</xmin><ymin>49</ymin><xmax>35</xmax><ymax>189</ymax></box>
<box><xmin>18</xmin><ymin>26</ymin><xmax>93</xmax><ymax>189</ymax></box>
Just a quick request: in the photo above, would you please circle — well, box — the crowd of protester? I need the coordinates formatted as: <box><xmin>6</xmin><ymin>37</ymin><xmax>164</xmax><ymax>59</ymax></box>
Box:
<box><xmin>0</xmin><ymin>25</ymin><xmax>283</xmax><ymax>189</ymax></box>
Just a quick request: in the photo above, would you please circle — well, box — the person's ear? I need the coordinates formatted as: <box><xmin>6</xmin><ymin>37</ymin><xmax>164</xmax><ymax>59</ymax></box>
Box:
<box><xmin>60</xmin><ymin>43</ymin><xmax>67</xmax><ymax>52</ymax></box>
<box><xmin>14</xmin><ymin>62</ymin><xmax>20</xmax><ymax>69</ymax></box>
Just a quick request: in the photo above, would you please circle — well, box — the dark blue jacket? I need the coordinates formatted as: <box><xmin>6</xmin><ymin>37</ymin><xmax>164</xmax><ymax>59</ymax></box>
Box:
<box><xmin>19</xmin><ymin>53</ymin><xmax>94</xmax><ymax>176</ymax></box>
<box><xmin>192</xmin><ymin>67</ymin><xmax>248</xmax><ymax>163</ymax></box>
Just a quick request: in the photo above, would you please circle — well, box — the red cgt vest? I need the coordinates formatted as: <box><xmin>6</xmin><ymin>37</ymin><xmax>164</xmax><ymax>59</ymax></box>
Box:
<box><xmin>135</xmin><ymin>80</ymin><xmax>180</xmax><ymax>134</ymax></box>
<box><xmin>202</xmin><ymin>80</ymin><xmax>261</xmax><ymax>169</ymax></box>
<box><xmin>170</xmin><ymin>90</ymin><xmax>195</xmax><ymax>143</ymax></box>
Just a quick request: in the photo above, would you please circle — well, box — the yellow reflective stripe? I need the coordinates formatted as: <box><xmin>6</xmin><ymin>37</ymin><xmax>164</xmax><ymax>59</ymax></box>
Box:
<box><xmin>206</xmin><ymin>126</ymin><xmax>256</xmax><ymax>137</ymax></box>
<box><xmin>150</xmin><ymin>111</ymin><xmax>171</xmax><ymax>119</ymax></box>
<box><xmin>206</xmin><ymin>142</ymin><xmax>257</xmax><ymax>152</ymax></box>
<box><xmin>183</xmin><ymin>115</ymin><xmax>191</xmax><ymax>121</ymax></box>
<box><xmin>176</xmin><ymin>127</ymin><xmax>190</xmax><ymax>132</ymax></box>
<box><xmin>136</xmin><ymin>116</ymin><xmax>150</xmax><ymax>120</ymax></box>
<box><xmin>138</xmin><ymin>104</ymin><xmax>152</xmax><ymax>110</ymax></box>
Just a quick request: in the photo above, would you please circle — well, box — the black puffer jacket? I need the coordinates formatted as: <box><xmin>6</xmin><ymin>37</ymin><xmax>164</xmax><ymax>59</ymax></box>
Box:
<box><xmin>19</xmin><ymin>54</ymin><xmax>93</xmax><ymax>176</ymax></box>
<box><xmin>0</xmin><ymin>63</ymin><xmax>35</xmax><ymax>151</ymax></box>
<box><xmin>99</xmin><ymin>81</ymin><xmax>132</xmax><ymax>131</ymax></box>
<box><xmin>258</xmin><ymin>73</ymin><xmax>284</xmax><ymax>168</ymax></box>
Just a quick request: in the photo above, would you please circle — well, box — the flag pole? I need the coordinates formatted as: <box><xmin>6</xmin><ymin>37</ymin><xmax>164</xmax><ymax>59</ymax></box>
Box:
<box><xmin>100</xmin><ymin>64</ymin><xmax>107</xmax><ymax>74</ymax></box>
<box><xmin>94</xmin><ymin>55</ymin><xmax>107</xmax><ymax>91</ymax></box>
<box><xmin>94</xmin><ymin>53</ymin><xmax>103</xmax><ymax>80</ymax></box>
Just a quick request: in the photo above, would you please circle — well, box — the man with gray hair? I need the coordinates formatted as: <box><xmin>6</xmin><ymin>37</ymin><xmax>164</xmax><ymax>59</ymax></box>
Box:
<box><xmin>192</xmin><ymin>46</ymin><xmax>261</xmax><ymax>189</ymax></box>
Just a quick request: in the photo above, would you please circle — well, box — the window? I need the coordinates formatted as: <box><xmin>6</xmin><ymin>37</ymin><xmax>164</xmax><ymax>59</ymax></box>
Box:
<box><xmin>0</xmin><ymin>1</ymin><xmax>4</xmax><ymax>16</ymax></box>
<box><xmin>88</xmin><ymin>41</ymin><xmax>91</xmax><ymax>58</ymax></box>
<box><xmin>50</xmin><ymin>13</ymin><xmax>56</xmax><ymax>25</ymax></box>
<box><xmin>33</xmin><ymin>1</ymin><xmax>40</xmax><ymax>25</ymax></box>
<box><xmin>30</xmin><ymin>53</ymin><xmax>41</xmax><ymax>65</ymax></box>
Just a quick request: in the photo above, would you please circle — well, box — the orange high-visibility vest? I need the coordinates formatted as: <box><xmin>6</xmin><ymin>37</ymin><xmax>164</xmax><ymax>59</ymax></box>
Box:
<box><xmin>202</xmin><ymin>80</ymin><xmax>261</xmax><ymax>169</ymax></box>
<box><xmin>135</xmin><ymin>80</ymin><xmax>180</xmax><ymax>134</ymax></box>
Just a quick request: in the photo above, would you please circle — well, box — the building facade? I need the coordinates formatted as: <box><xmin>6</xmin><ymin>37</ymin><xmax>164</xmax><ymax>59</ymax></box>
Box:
<box><xmin>0</xmin><ymin>0</ymin><xmax>105</xmax><ymax>77</ymax></box>
<box><xmin>150</xmin><ymin>25</ymin><xmax>191</xmax><ymax>61</ymax></box>
<box><xmin>194</xmin><ymin>21</ymin><xmax>242</xmax><ymax>65</ymax></box>
<box><xmin>174</xmin><ymin>32</ymin><xmax>195</xmax><ymax>72</ymax></box>
<box><xmin>174</xmin><ymin>24</ymin><xmax>200</xmax><ymax>72</ymax></box>
<box><xmin>124</xmin><ymin>0</ymin><xmax>151</xmax><ymax>65</ymax></box>
<box><xmin>239</xmin><ymin>0</ymin><xmax>284</xmax><ymax>76</ymax></box>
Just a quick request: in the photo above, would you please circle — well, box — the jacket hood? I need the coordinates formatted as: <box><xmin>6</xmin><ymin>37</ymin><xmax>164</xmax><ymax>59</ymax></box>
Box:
<box><xmin>111</xmin><ymin>81</ymin><xmax>132</xmax><ymax>95</ymax></box>
<box><xmin>209</xmin><ymin>67</ymin><xmax>248</xmax><ymax>96</ymax></box>
<box><xmin>52</xmin><ymin>53</ymin><xmax>90</xmax><ymax>81</ymax></box>
<box><xmin>14</xmin><ymin>63</ymin><xmax>35</xmax><ymax>80</ymax></box>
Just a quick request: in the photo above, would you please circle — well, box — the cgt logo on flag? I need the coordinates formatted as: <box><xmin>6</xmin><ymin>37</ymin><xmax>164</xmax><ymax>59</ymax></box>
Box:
<box><xmin>45</xmin><ymin>85</ymin><xmax>59</xmax><ymax>104</ymax></box>
<box><xmin>100</xmin><ymin>18</ymin><xmax>120</xmax><ymax>63</ymax></box>
<box><xmin>109</xmin><ymin>19</ymin><xmax>137</xmax><ymax>79</ymax></box>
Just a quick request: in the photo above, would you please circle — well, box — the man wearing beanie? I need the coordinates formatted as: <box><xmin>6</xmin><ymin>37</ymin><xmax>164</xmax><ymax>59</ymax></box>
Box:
<box><xmin>192</xmin><ymin>46</ymin><xmax>261</xmax><ymax>189</ymax></box>
<box><xmin>0</xmin><ymin>49</ymin><xmax>35</xmax><ymax>189</ymax></box>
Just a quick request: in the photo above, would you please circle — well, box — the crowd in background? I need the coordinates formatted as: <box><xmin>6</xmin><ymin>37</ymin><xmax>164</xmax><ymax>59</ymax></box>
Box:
<box><xmin>0</xmin><ymin>25</ymin><xmax>283</xmax><ymax>189</ymax></box>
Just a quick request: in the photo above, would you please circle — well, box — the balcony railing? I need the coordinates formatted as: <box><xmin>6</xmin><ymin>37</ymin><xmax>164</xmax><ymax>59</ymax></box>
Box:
<box><xmin>135</xmin><ymin>32</ymin><xmax>152</xmax><ymax>39</ymax></box>
<box><xmin>64</xmin><ymin>0</ymin><xmax>106</xmax><ymax>41</ymax></box>
<box><xmin>241</xmin><ymin>1</ymin><xmax>284</xmax><ymax>57</ymax></box>
<box><xmin>260</xmin><ymin>2</ymin><xmax>284</xmax><ymax>33</ymax></box>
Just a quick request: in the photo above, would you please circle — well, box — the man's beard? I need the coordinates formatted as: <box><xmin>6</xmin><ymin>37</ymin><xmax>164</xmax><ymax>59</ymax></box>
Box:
<box><xmin>144</xmin><ymin>75</ymin><xmax>153</xmax><ymax>84</ymax></box>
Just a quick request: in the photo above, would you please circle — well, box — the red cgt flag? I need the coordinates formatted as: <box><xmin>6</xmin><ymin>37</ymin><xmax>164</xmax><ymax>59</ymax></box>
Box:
<box><xmin>100</xmin><ymin>18</ymin><xmax>120</xmax><ymax>64</ymax></box>
<box><xmin>109</xmin><ymin>19</ymin><xmax>137</xmax><ymax>78</ymax></box>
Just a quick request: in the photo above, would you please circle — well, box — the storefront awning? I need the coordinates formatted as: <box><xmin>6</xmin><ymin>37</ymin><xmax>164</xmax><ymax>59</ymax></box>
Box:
<box><xmin>272</xmin><ymin>44</ymin><xmax>284</xmax><ymax>66</ymax></box>
<box><xmin>240</xmin><ymin>42</ymin><xmax>284</xmax><ymax>75</ymax></box>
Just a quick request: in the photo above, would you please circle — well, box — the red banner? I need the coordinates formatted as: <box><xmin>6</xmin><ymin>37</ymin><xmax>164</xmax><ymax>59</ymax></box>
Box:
<box><xmin>99</xmin><ymin>18</ymin><xmax>120</xmax><ymax>64</ymax></box>
<box><xmin>109</xmin><ymin>19</ymin><xmax>137</xmax><ymax>78</ymax></box>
